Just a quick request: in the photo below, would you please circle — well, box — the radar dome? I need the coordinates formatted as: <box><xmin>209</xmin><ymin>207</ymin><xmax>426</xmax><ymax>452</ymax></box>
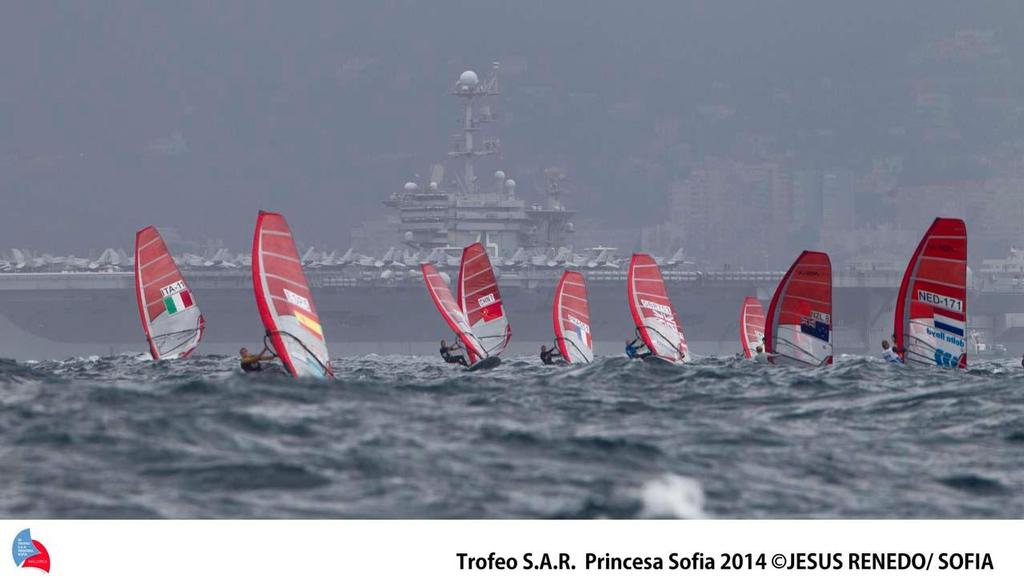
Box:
<box><xmin>404</xmin><ymin>231</ymin><xmax>414</xmax><ymax>242</ymax></box>
<box><xmin>404</xmin><ymin>181</ymin><xmax>418</xmax><ymax>192</ymax></box>
<box><xmin>429</xmin><ymin>181</ymin><xmax>438</xmax><ymax>191</ymax></box>
<box><xmin>458</xmin><ymin>70</ymin><xmax>479</xmax><ymax>88</ymax></box>
<box><xmin>494</xmin><ymin>170</ymin><xmax>506</xmax><ymax>181</ymax></box>
<box><xmin>504</xmin><ymin>178</ymin><xmax>516</xmax><ymax>191</ymax></box>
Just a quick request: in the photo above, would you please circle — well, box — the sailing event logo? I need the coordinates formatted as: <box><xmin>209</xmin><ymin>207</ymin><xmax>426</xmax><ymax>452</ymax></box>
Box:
<box><xmin>11</xmin><ymin>529</ymin><xmax>50</xmax><ymax>573</ymax></box>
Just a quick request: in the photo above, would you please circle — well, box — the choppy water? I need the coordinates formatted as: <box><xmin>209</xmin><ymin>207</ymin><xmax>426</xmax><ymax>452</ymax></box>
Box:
<box><xmin>1</xmin><ymin>354</ymin><xmax>1022</xmax><ymax>518</ymax></box>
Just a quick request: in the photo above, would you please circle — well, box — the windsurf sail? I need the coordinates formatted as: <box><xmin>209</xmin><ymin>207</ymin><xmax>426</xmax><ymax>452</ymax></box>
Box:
<box><xmin>457</xmin><ymin>242</ymin><xmax>511</xmax><ymax>363</ymax></box>
<box><xmin>421</xmin><ymin>262</ymin><xmax>487</xmax><ymax>360</ymax></box>
<box><xmin>627</xmin><ymin>253</ymin><xmax>688</xmax><ymax>363</ymax></box>
<box><xmin>251</xmin><ymin>210</ymin><xmax>332</xmax><ymax>378</ymax></box>
<box><xmin>134</xmin><ymin>226</ymin><xmax>204</xmax><ymax>359</ymax></box>
<box><xmin>740</xmin><ymin>296</ymin><xmax>765</xmax><ymax>359</ymax></box>
<box><xmin>764</xmin><ymin>251</ymin><xmax>833</xmax><ymax>366</ymax></box>
<box><xmin>894</xmin><ymin>217</ymin><xmax>968</xmax><ymax>369</ymax></box>
<box><xmin>553</xmin><ymin>270</ymin><xmax>593</xmax><ymax>364</ymax></box>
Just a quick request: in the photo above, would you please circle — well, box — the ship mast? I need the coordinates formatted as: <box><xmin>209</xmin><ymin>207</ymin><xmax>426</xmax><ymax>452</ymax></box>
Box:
<box><xmin>450</xmin><ymin>62</ymin><xmax>500</xmax><ymax>194</ymax></box>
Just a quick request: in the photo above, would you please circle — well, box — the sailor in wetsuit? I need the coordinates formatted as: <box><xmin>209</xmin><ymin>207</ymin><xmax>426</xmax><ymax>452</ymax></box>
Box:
<box><xmin>625</xmin><ymin>330</ymin><xmax>652</xmax><ymax>359</ymax></box>
<box><xmin>889</xmin><ymin>334</ymin><xmax>906</xmax><ymax>363</ymax></box>
<box><xmin>753</xmin><ymin>344</ymin><xmax>771</xmax><ymax>363</ymax></box>
<box><xmin>440</xmin><ymin>339</ymin><xmax>468</xmax><ymax>367</ymax></box>
<box><xmin>539</xmin><ymin>343</ymin><xmax>564</xmax><ymax>365</ymax></box>
<box><xmin>239</xmin><ymin>347</ymin><xmax>275</xmax><ymax>372</ymax></box>
<box><xmin>881</xmin><ymin>339</ymin><xmax>903</xmax><ymax>365</ymax></box>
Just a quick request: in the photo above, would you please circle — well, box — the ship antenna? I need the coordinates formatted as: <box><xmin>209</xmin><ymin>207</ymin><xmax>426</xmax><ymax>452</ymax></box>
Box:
<box><xmin>450</xmin><ymin>63</ymin><xmax>500</xmax><ymax>194</ymax></box>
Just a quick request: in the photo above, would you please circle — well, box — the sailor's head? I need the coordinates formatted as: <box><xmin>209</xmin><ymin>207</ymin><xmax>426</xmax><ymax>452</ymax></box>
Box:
<box><xmin>882</xmin><ymin>339</ymin><xmax>890</xmax><ymax>350</ymax></box>
<box><xmin>755</xmin><ymin>345</ymin><xmax>763</xmax><ymax>353</ymax></box>
<box><xmin>440</xmin><ymin>339</ymin><xmax>447</xmax><ymax>348</ymax></box>
<box><xmin>541</xmin><ymin>344</ymin><xmax>547</xmax><ymax>351</ymax></box>
<box><xmin>239</xmin><ymin>347</ymin><xmax>249</xmax><ymax>357</ymax></box>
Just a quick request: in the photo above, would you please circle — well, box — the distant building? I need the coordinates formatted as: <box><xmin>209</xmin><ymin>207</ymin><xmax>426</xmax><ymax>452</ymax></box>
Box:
<box><xmin>668</xmin><ymin>157</ymin><xmax>788</xmax><ymax>269</ymax></box>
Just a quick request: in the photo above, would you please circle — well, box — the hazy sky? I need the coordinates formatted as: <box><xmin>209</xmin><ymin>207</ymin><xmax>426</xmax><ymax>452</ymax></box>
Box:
<box><xmin>2</xmin><ymin>1</ymin><xmax>1022</xmax><ymax>253</ymax></box>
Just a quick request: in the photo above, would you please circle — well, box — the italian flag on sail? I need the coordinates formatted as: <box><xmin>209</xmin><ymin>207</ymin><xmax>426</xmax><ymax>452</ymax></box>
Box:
<box><xmin>164</xmin><ymin>290</ymin><xmax>194</xmax><ymax>315</ymax></box>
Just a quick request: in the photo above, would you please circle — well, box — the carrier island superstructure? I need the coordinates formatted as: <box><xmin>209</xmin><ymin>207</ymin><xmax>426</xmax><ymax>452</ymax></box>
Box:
<box><xmin>383</xmin><ymin>63</ymin><xmax>574</xmax><ymax>259</ymax></box>
<box><xmin>3</xmin><ymin>65</ymin><xmax>1024</xmax><ymax>358</ymax></box>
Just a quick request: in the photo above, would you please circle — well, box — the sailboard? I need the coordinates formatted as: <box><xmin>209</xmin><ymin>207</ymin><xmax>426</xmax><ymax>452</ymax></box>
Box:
<box><xmin>553</xmin><ymin>270</ymin><xmax>593</xmax><ymax>364</ymax></box>
<box><xmin>251</xmin><ymin>210</ymin><xmax>332</xmax><ymax>378</ymax></box>
<box><xmin>764</xmin><ymin>251</ymin><xmax>833</xmax><ymax>366</ymax></box>
<box><xmin>457</xmin><ymin>243</ymin><xmax>511</xmax><ymax>364</ymax></box>
<box><xmin>894</xmin><ymin>217</ymin><xmax>968</xmax><ymax>369</ymax></box>
<box><xmin>134</xmin><ymin>226</ymin><xmax>204</xmax><ymax>359</ymax></box>
<box><xmin>627</xmin><ymin>253</ymin><xmax>688</xmax><ymax>363</ymax></box>
<box><xmin>421</xmin><ymin>262</ymin><xmax>487</xmax><ymax>361</ymax></box>
<box><xmin>740</xmin><ymin>296</ymin><xmax>765</xmax><ymax>359</ymax></box>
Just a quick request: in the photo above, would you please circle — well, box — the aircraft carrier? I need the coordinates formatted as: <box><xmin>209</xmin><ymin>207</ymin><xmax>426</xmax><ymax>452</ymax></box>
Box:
<box><xmin>4</xmin><ymin>64</ymin><xmax>1024</xmax><ymax>360</ymax></box>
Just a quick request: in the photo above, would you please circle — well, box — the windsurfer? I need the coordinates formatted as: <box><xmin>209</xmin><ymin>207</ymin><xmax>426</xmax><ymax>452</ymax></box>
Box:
<box><xmin>881</xmin><ymin>339</ymin><xmax>903</xmax><ymax>365</ymax></box>
<box><xmin>540</xmin><ymin>343</ymin><xmax>564</xmax><ymax>365</ymax></box>
<box><xmin>625</xmin><ymin>330</ymin><xmax>652</xmax><ymax>359</ymax></box>
<box><xmin>239</xmin><ymin>347</ymin><xmax>275</xmax><ymax>372</ymax></box>
<box><xmin>753</xmin><ymin>344</ymin><xmax>771</xmax><ymax>363</ymax></box>
<box><xmin>440</xmin><ymin>339</ymin><xmax>468</xmax><ymax>367</ymax></box>
<box><xmin>889</xmin><ymin>334</ymin><xmax>906</xmax><ymax>362</ymax></box>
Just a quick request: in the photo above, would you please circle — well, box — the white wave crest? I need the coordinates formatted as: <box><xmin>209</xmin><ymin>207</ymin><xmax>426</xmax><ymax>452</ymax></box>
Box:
<box><xmin>638</xmin><ymin>473</ymin><xmax>707</xmax><ymax>519</ymax></box>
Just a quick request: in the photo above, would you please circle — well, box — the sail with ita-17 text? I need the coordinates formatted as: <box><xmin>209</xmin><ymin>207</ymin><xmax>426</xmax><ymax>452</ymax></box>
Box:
<box><xmin>134</xmin><ymin>226</ymin><xmax>204</xmax><ymax>359</ymax></box>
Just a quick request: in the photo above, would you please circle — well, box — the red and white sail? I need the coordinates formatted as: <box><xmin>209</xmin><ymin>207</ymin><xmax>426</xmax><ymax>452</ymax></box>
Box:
<box><xmin>457</xmin><ymin>243</ymin><xmax>511</xmax><ymax>363</ymax></box>
<box><xmin>740</xmin><ymin>296</ymin><xmax>765</xmax><ymax>359</ymax></box>
<box><xmin>627</xmin><ymin>253</ymin><xmax>688</xmax><ymax>363</ymax></box>
<box><xmin>134</xmin><ymin>226</ymin><xmax>204</xmax><ymax>359</ymax></box>
<box><xmin>252</xmin><ymin>211</ymin><xmax>332</xmax><ymax>378</ymax></box>
<box><xmin>894</xmin><ymin>217</ymin><xmax>967</xmax><ymax>369</ymax></box>
<box><xmin>764</xmin><ymin>251</ymin><xmax>833</xmax><ymax>367</ymax></box>
<box><xmin>421</xmin><ymin>262</ymin><xmax>486</xmax><ymax>360</ymax></box>
<box><xmin>553</xmin><ymin>270</ymin><xmax>593</xmax><ymax>364</ymax></box>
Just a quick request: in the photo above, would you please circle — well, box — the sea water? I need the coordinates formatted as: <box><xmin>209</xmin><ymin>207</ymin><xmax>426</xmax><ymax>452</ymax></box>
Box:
<box><xmin>1</xmin><ymin>354</ymin><xmax>1021</xmax><ymax>518</ymax></box>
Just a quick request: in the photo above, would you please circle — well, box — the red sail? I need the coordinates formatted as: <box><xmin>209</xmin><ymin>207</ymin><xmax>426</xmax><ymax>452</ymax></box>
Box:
<box><xmin>894</xmin><ymin>218</ymin><xmax>967</xmax><ymax>369</ymax></box>
<box><xmin>553</xmin><ymin>270</ymin><xmax>593</xmax><ymax>364</ymax></box>
<box><xmin>740</xmin><ymin>296</ymin><xmax>765</xmax><ymax>359</ymax></box>
<box><xmin>134</xmin><ymin>226</ymin><xmax>204</xmax><ymax>359</ymax></box>
<box><xmin>252</xmin><ymin>211</ymin><xmax>332</xmax><ymax>378</ymax></box>
<box><xmin>627</xmin><ymin>253</ymin><xmax>687</xmax><ymax>363</ymax></box>
<box><xmin>421</xmin><ymin>262</ymin><xmax>485</xmax><ymax>360</ymax></box>
<box><xmin>764</xmin><ymin>251</ymin><xmax>833</xmax><ymax>366</ymax></box>
<box><xmin>457</xmin><ymin>243</ymin><xmax>510</xmax><ymax>363</ymax></box>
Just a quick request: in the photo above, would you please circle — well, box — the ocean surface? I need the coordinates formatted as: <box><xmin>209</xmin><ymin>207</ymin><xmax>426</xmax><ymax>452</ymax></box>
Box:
<box><xmin>1</xmin><ymin>353</ymin><xmax>1022</xmax><ymax>518</ymax></box>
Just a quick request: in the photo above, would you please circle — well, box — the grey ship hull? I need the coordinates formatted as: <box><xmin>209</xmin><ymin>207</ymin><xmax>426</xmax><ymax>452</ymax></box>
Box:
<box><xmin>0</xmin><ymin>279</ymin><xmax>764</xmax><ymax>359</ymax></box>
<box><xmin>1</xmin><ymin>271</ymin><xmax>1019</xmax><ymax>360</ymax></box>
